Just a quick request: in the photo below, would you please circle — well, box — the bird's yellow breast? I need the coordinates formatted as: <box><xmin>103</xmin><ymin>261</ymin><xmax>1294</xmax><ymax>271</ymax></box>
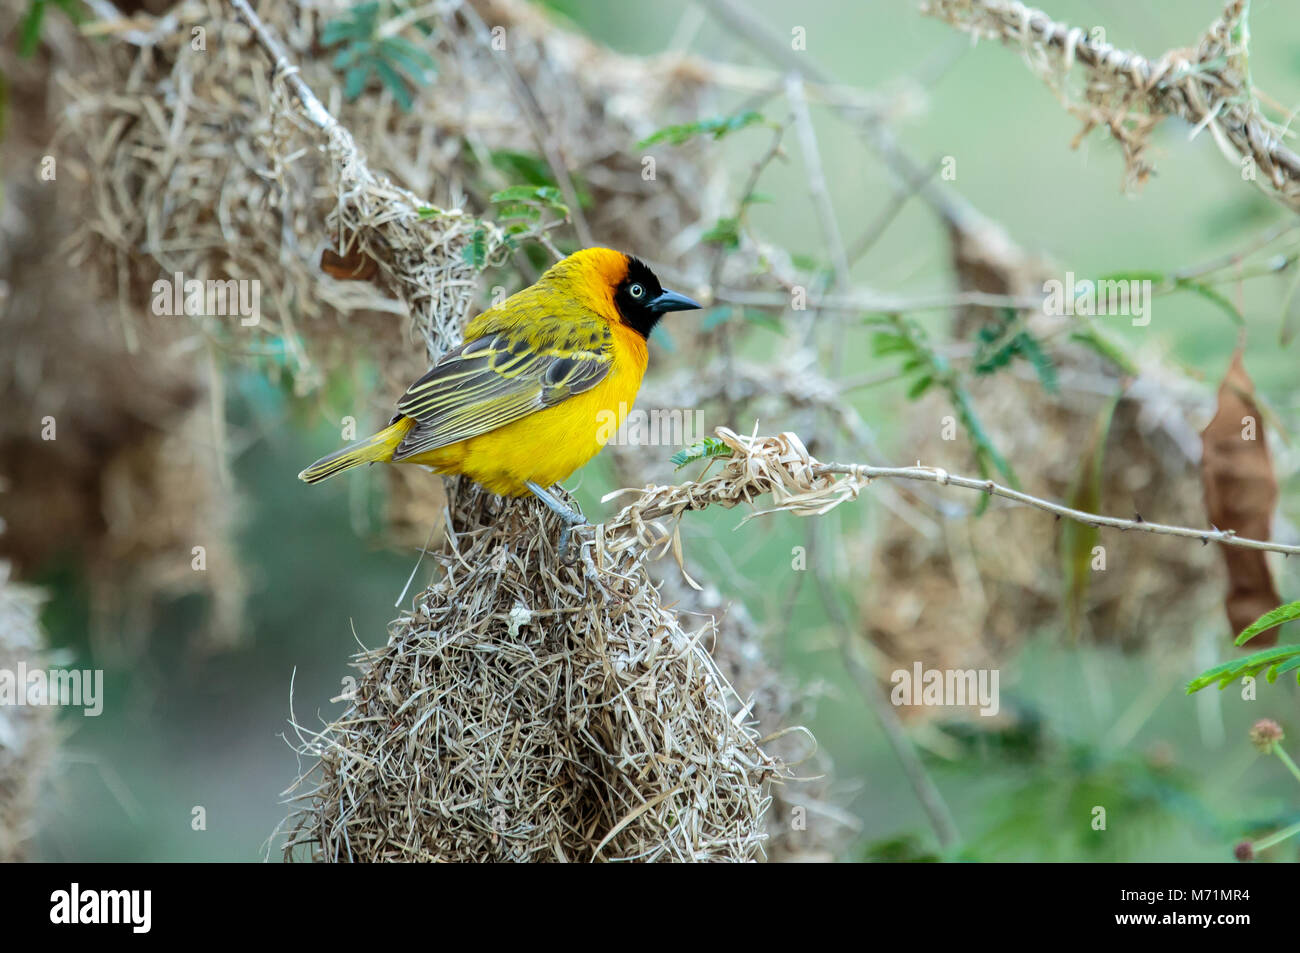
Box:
<box><xmin>401</xmin><ymin>325</ymin><xmax>648</xmax><ymax>496</ymax></box>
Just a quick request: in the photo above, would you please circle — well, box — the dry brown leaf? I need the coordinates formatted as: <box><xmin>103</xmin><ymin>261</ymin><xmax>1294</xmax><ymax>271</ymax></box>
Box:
<box><xmin>1201</xmin><ymin>348</ymin><xmax>1281</xmax><ymax>646</ymax></box>
<box><xmin>320</xmin><ymin>247</ymin><xmax>379</xmax><ymax>282</ymax></box>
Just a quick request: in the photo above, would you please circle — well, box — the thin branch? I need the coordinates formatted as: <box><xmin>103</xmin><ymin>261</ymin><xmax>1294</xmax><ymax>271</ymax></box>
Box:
<box><xmin>816</xmin><ymin>463</ymin><xmax>1300</xmax><ymax>557</ymax></box>
<box><xmin>599</xmin><ymin>429</ymin><xmax>1300</xmax><ymax>560</ymax></box>
<box><xmin>922</xmin><ymin>0</ymin><xmax>1300</xmax><ymax>211</ymax></box>
<box><xmin>230</xmin><ymin>0</ymin><xmax>337</xmax><ymax>134</ymax></box>
<box><xmin>457</xmin><ymin>2</ymin><xmax>594</xmax><ymax>248</ymax></box>
<box><xmin>785</xmin><ymin>73</ymin><xmax>851</xmax><ymax>288</ymax></box>
<box><xmin>697</xmin><ymin>0</ymin><xmax>992</xmax><ymax>233</ymax></box>
<box><xmin>847</xmin><ymin>156</ymin><xmax>944</xmax><ymax>266</ymax></box>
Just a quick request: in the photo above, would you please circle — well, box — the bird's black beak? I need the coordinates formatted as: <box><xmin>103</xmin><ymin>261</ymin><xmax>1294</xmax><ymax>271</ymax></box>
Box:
<box><xmin>648</xmin><ymin>288</ymin><xmax>702</xmax><ymax>314</ymax></box>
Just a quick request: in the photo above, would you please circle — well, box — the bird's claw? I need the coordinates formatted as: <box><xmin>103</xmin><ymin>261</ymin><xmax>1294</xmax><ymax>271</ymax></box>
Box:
<box><xmin>557</xmin><ymin>521</ymin><xmax>591</xmax><ymax>566</ymax></box>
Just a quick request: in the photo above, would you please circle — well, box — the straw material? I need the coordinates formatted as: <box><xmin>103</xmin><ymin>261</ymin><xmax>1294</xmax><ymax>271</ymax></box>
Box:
<box><xmin>282</xmin><ymin>482</ymin><xmax>777</xmax><ymax>862</ymax></box>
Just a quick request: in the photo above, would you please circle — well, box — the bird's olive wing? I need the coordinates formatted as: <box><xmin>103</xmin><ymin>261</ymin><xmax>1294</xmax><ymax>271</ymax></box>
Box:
<box><xmin>390</xmin><ymin>321</ymin><xmax>612</xmax><ymax>460</ymax></box>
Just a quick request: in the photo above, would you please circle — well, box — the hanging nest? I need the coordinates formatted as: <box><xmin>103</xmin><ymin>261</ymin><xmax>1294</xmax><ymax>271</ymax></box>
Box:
<box><xmin>0</xmin><ymin>562</ymin><xmax>55</xmax><ymax>862</ymax></box>
<box><xmin>41</xmin><ymin>0</ymin><xmax>821</xmax><ymax>859</ymax></box>
<box><xmin>281</xmin><ymin>483</ymin><xmax>777</xmax><ymax>863</ymax></box>
<box><xmin>0</xmin><ymin>166</ymin><xmax>245</xmax><ymax>650</ymax></box>
<box><xmin>859</xmin><ymin>213</ymin><xmax>1223</xmax><ymax>719</ymax></box>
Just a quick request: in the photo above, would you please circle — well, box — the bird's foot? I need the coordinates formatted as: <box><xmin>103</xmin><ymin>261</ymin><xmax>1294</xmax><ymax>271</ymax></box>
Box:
<box><xmin>525</xmin><ymin>480</ymin><xmax>590</xmax><ymax>565</ymax></box>
<box><xmin>556</xmin><ymin>519</ymin><xmax>592</xmax><ymax>566</ymax></box>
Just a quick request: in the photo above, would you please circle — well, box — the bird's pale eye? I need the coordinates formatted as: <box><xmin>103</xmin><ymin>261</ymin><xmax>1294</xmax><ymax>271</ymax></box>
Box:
<box><xmin>628</xmin><ymin>283</ymin><xmax>645</xmax><ymax>299</ymax></box>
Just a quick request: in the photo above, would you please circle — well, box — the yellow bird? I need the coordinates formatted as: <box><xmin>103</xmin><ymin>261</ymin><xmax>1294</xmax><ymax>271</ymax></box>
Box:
<box><xmin>298</xmin><ymin>247</ymin><xmax>700</xmax><ymax>556</ymax></box>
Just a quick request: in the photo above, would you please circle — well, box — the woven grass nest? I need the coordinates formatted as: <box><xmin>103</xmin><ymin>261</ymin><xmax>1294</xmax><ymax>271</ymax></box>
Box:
<box><xmin>282</xmin><ymin>483</ymin><xmax>779</xmax><ymax>863</ymax></box>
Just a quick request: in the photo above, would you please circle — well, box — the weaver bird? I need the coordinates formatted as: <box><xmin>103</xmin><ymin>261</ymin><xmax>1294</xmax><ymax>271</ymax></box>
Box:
<box><xmin>298</xmin><ymin>247</ymin><xmax>700</xmax><ymax>558</ymax></box>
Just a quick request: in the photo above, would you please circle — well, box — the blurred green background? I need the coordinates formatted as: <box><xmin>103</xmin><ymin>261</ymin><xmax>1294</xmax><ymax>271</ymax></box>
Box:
<box><xmin>31</xmin><ymin>0</ymin><xmax>1300</xmax><ymax>861</ymax></box>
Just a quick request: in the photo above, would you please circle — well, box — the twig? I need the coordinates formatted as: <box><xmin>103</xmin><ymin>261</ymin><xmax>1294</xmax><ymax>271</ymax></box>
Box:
<box><xmin>1174</xmin><ymin>219</ymin><xmax>1300</xmax><ymax>281</ymax></box>
<box><xmin>697</xmin><ymin>0</ymin><xmax>992</xmax><ymax>233</ymax></box>
<box><xmin>230</xmin><ymin>0</ymin><xmax>338</xmax><ymax>134</ymax></box>
<box><xmin>457</xmin><ymin>2</ymin><xmax>595</xmax><ymax>248</ymax></box>
<box><xmin>815</xmin><ymin>462</ymin><xmax>1300</xmax><ymax>557</ymax></box>
<box><xmin>922</xmin><ymin>0</ymin><xmax>1300</xmax><ymax>211</ymax></box>
<box><xmin>785</xmin><ymin>74</ymin><xmax>851</xmax><ymax>288</ymax></box>
<box><xmin>847</xmin><ymin>156</ymin><xmax>945</xmax><ymax>266</ymax></box>
<box><xmin>601</xmin><ymin>428</ymin><xmax>1300</xmax><ymax>559</ymax></box>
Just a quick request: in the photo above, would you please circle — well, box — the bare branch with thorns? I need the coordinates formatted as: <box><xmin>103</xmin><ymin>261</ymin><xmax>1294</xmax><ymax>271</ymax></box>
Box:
<box><xmin>594</xmin><ymin>428</ymin><xmax>1300</xmax><ymax>563</ymax></box>
<box><xmin>921</xmin><ymin>0</ymin><xmax>1300</xmax><ymax>211</ymax></box>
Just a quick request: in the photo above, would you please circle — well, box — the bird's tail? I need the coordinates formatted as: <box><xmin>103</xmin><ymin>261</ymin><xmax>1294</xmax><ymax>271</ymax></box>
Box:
<box><xmin>298</xmin><ymin>418</ymin><xmax>411</xmax><ymax>484</ymax></box>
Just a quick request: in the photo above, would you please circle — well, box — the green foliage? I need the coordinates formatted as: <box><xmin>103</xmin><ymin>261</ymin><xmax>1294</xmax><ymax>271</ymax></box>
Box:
<box><xmin>972</xmin><ymin>308</ymin><xmax>1058</xmax><ymax>394</ymax></box>
<box><xmin>1061</xmin><ymin>394</ymin><xmax>1120</xmax><ymax>638</ymax></box>
<box><xmin>461</xmin><ymin>227</ymin><xmax>488</xmax><ymax>268</ymax></box>
<box><xmin>1187</xmin><ymin>601</ymin><xmax>1300</xmax><ymax>693</ymax></box>
<box><xmin>872</xmin><ymin>314</ymin><xmax>1017</xmax><ymax>491</ymax></box>
<box><xmin>322</xmin><ymin>2</ymin><xmax>436</xmax><ymax>112</ymax></box>
<box><xmin>670</xmin><ymin>437</ymin><xmax>732</xmax><ymax>470</ymax></box>
<box><xmin>637</xmin><ymin>110</ymin><xmax>765</xmax><ymax>148</ymax></box>
<box><xmin>1235</xmin><ymin>599</ymin><xmax>1300</xmax><ymax>646</ymax></box>
<box><xmin>17</xmin><ymin>0</ymin><xmax>83</xmax><ymax>58</ymax></box>
<box><xmin>1186</xmin><ymin>644</ymin><xmax>1300</xmax><ymax>693</ymax></box>
<box><xmin>489</xmin><ymin>185</ymin><xmax>569</xmax><ymax>220</ymax></box>
<box><xmin>1068</xmin><ymin>326</ymin><xmax>1140</xmax><ymax>376</ymax></box>
<box><xmin>860</xmin><ymin>835</ymin><xmax>940</xmax><ymax>863</ymax></box>
<box><xmin>1096</xmin><ymin>269</ymin><xmax>1243</xmax><ymax>325</ymax></box>
<box><xmin>484</xmin><ymin>150</ymin><xmax>593</xmax><ymax>209</ymax></box>
<box><xmin>935</xmin><ymin>723</ymin><xmax>1218</xmax><ymax>861</ymax></box>
<box><xmin>701</xmin><ymin>217</ymin><xmax>741</xmax><ymax>250</ymax></box>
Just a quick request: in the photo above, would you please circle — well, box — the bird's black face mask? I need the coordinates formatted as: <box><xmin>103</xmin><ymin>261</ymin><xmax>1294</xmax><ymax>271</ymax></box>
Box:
<box><xmin>615</xmin><ymin>257</ymin><xmax>701</xmax><ymax>338</ymax></box>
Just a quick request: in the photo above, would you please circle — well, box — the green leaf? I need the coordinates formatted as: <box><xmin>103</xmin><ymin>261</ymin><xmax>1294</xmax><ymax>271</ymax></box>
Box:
<box><xmin>1187</xmin><ymin>644</ymin><xmax>1300</xmax><ymax>693</ymax></box>
<box><xmin>1017</xmin><ymin>331</ymin><xmax>1058</xmax><ymax>394</ymax></box>
<box><xmin>496</xmin><ymin>203</ymin><xmax>540</xmax><ymax>222</ymax></box>
<box><xmin>461</xmin><ymin>228</ymin><xmax>488</xmax><ymax>268</ymax></box>
<box><xmin>18</xmin><ymin>1</ymin><xmax>47</xmax><ymax>58</ymax></box>
<box><xmin>1235</xmin><ymin>599</ymin><xmax>1300</xmax><ymax>646</ymax></box>
<box><xmin>343</xmin><ymin>64</ymin><xmax>370</xmax><ymax>101</ymax></box>
<box><xmin>321</xmin><ymin>19</ymin><xmax>365</xmax><ymax>45</ymax></box>
<box><xmin>488</xmin><ymin>150</ymin><xmax>554</xmax><ymax>186</ymax></box>
<box><xmin>871</xmin><ymin>331</ymin><xmax>914</xmax><ymax>357</ymax></box>
<box><xmin>637</xmin><ymin>110</ymin><xmax>765</xmax><ymax>148</ymax></box>
<box><xmin>372</xmin><ymin>57</ymin><xmax>414</xmax><ymax>110</ymax></box>
<box><xmin>490</xmin><ymin>184</ymin><xmax>560</xmax><ymax>204</ymax></box>
<box><xmin>670</xmin><ymin>437</ymin><xmax>732</xmax><ymax>469</ymax></box>
<box><xmin>380</xmin><ymin>35</ymin><xmax>436</xmax><ymax>76</ymax></box>
<box><xmin>701</xmin><ymin>216</ymin><xmax>741</xmax><ymax>249</ymax></box>
<box><xmin>1068</xmin><ymin>327</ymin><xmax>1140</xmax><ymax>376</ymax></box>
<box><xmin>906</xmin><ymin>374</ymin><xmax>934</xmax><ymax>400</ymax></box>
<box><xmin>1061</xmin><ymin>393</ymin><xmax>1120</xmax><ymax>639</ymax></box>
<box><xmin>1173</xmin><ymin>278</ymin><xmax>1243</xmax><ymax>325</ymax></box>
